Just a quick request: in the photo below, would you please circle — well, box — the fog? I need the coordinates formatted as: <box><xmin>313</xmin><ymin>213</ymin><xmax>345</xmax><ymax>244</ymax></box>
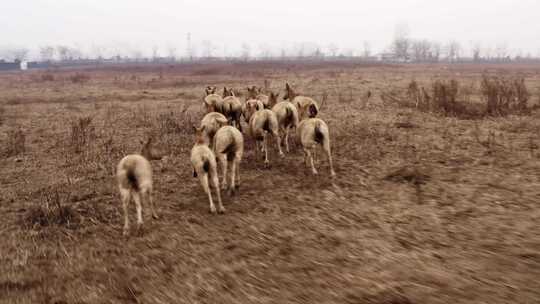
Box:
<box><xmin>2</xmin><ymin>0</ymin><xmax>540</xmax><ymax>58</ymax></box>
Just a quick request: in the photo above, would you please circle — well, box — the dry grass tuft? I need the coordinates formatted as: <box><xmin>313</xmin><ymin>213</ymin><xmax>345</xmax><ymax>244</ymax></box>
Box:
<box><xmin>391</xmin><ymin>79</ymin><xmax>487</xmax><ymax>118</ymax></box>
<box><xmin>432</xmin><ymin>79</ymin><xmax>459</xmax><ymax>115</ymax></box>
<box><xmin>23</xmin><ymin>187</ymin><xmax>79</xmax><ymax>230</ymax></box>
<box><xmin>0</xmin><ymin>105</ymin><xmax>5</xmax><ymax>126</ymax></box>
<box><xmin>337</xmin><ymin>86</ymin><xmax>354</xmax><ymax>103</ymax></box>
<box><xmin>384</xmin><ymin>165</ymin><xmax>430</xmax><ymax>185</ymax></box>
<box><xmin>70</xmin><ymin>116</ymin><xmax>95</xmax><ymax>153</ymax></box>
<box><xmin>41</xmin><ymin>73</ymin><xmax>55</xmax><ymax>82</ymax></box>
<box><xmin>156</xmin><ymin>111</ymin><xmax>184</xmax><ymax>135</ymax></box>
<box><xmin>69</xmin><ymin>72</ymin><xmax>91</xmax><ymax>84</ymax></box>
<box><xmin>4</xmin><ymin>127</ymin><xmax>26</xmax><ymax>157</ymax></box>
<box><xmin>481</xmin><ymin>75</ymin><xmax>530</xmax><ymax>115</ymax></box>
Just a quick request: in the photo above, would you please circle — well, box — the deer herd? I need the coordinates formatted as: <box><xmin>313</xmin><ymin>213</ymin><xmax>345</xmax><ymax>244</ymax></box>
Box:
<box><xmin>117</xmin><ymin>83</ymin><xmax>336</xmax><ymax>236</ymax></box>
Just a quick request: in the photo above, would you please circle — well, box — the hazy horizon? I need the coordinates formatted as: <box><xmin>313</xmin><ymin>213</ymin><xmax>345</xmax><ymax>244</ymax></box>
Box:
<box><xmin>2</xmin><ymin>0</ymin><xmax>540</xmax><ymax>59</ymax></box>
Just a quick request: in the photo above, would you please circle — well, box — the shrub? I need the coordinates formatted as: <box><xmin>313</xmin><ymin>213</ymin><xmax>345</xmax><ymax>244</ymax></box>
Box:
<box><xmin>481</xmin><ymin>75</ymin><xmax>530</xmax><ymax>115</ymax></box>
<box><xmin>432</xmin><ymin>79</ymin><xmax>459</xmax><ymax>115</ymax></box>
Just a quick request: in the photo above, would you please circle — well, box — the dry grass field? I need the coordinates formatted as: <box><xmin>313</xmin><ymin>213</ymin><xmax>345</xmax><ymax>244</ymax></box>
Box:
<box><xmin>1</xmin><ymin>62</ymin><xmax>539</xmax><ymax>303</ymax></box>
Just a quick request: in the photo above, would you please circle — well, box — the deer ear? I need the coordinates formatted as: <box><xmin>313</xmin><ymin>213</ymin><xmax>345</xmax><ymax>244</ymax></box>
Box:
<box><xmin>309</xmin><ymin>104</ymin><xmax>318</xmax><ymax>117</ymax></box>
<box><xmin>285</xmin><ymin>82</ymin><xmax>290</xmax><ymax>90</ymax></box>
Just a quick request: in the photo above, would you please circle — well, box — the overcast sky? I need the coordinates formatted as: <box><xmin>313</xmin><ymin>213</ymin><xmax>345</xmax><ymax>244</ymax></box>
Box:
<box><xmin>2</xmin><ymin>0</ymin><xmax>540</xmax><ymax>58</ymax></box>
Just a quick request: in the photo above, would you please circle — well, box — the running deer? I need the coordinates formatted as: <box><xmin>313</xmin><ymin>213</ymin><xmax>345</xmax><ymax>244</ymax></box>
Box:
<box><xmin>297</xmin><ymin>118</ymin><xmax>336</xmax><ymax>177</ymax></box>
<box><xmin>284</xmin><ymin>82</ymin><xmax>319</xmax><ymax>120</ymax></box>
<box><xmin>248</xmin><ymin>108</ymin><xmax>283</xmax><ymax>166</ymax></box>
<box><xmin>247</xmin><ymin>86</ymin><xmax>270</xmax><ymax>109</ymax></box>
<box><xmin>213</xmin><ymin>126</ymin><xmax>244</xmax><ymax>195</ymax></box>
<box><xmin>270</xmin><ymin>92</ymin><xmax>299</xmax><ymax>153</ymax></box>
<box><xmin>200</xmin><ymin>112</ymin><xmax>229</xmax><ymax>148</ymax></box>
<box><xmin>191</xmin><ymin>125</ymin><xmax>225</xmax><ymax>214</ymax></box>
<box><xmin>222</xmin><ymin>87</ymin><xmax>243</xmax><ymax>132</ymax></box>
<box><xmin>203</xmin><ymin>86</ymin><xmax>224</xmax><ymax>113</ymax></box>
<box><xmin>116</xmin><ymin>137</ymin><xmax>159</xmax><ymax>236</ymax></box>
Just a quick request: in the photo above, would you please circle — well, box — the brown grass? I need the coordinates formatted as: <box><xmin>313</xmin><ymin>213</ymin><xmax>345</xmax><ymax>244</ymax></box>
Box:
<box><xmin>4</xmin><ymin>127</ymin><xmax>26</xmax><ymax>157</ymax></box>
<box><xmin>69</xmin><ymin>72</ymin><xmax>91</xmax><ymax>84</ymax></box>
<box><xmin>70</xmin><ymin>116</ymin><xmax>95</xmax><ymax>153</ymax></box>
<box><xmin>1</xmin><ymin>62</ymin><xmax>540</xmax><ymax>303</ymax></box>
<box><xmin>23</xmin><ymin>186</ymin><xmax>80</xmax><ymax>229</ymax></box>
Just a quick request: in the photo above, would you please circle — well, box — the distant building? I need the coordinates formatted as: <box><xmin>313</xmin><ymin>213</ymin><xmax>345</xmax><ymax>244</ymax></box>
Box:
<box><xmin>0</xmin><ymin>60</ymin><xmax>21</xmax><ymax>71</ymax></box>
<box><xmin>376</xmin><ymin>53</ymin><xmax>397</xmax><ymax>62</ymax></box>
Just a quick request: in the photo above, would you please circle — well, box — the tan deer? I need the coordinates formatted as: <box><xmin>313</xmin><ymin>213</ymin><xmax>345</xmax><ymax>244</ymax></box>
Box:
<box><xmin>213</xmin><ymin>126</ymin><xmax>244</xmax><ymax>195</ymax></box>
<box><xmin>116</xmin><ymin>137</ymin><xmax>159</xmax><ymax>236</ymax></box>
<box><xmin>248</xmin><ymin>109</ymin><xmax>283</xmax><ymax>166</ymax></box>
<box><xmin>247</xmin><ymin>86</ymin><xmax>270</xmax><ymax>109</ymax></box>
<box><xmin>242</xmin><ymin>98</ymin><xmax>265</xmax><ymax>124</ymax></box>
<box><xmin>284</xmin><ymin>82</ymin><xmax>319</xmax><ymax>120</ymax></box>
<box><xmin>297</xmin><ymin>118</ymin><xmax>336</xmax><ymax>177</ymax></box>
<box><xmin>203</xmin><ymin>86</ymin><xmax>224</xmax><ymax>113</ymax></box>
<box><xmin>222</xmin><ymin>87</ymin><xmax>244</xmax><ymax>132</ymax></box>
<box><xmin>200</xmin><ymin>112</ymin><xmax>229</xmax><ymax>148</ymax></box>
<box><xmin>191</xmin><ymin>125</ymin><xmax>224</xmax><ymax>214</ymax></box>
<box><xmin>270</xmin><ymin>92</ymin><xmax>299</xmax><ymax>153</ymax></box>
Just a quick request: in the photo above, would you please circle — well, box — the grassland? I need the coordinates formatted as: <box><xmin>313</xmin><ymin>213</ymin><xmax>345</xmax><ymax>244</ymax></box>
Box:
<box><xmin>1</xmin><ymin>62</ymin><xmax>539</xmax><ymax>303</ymax></box>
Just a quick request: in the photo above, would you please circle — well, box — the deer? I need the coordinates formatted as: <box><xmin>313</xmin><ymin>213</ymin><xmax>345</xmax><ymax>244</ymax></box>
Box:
<box><xmin>191</xmin><ymin>125</ymin><xmax>225</xmax><ymax>214</ymax></box>
<box><xmin>297</xmin><ymin>118</ymin><xmax>336</xmax><ymax>177</ymax></box>
<box><xmin>116</xmin><ymin>136</ymin><xmax>160</xmax><ymax>236</ymax></box>
<box><xmin>270</xmin><ymin>92</ymin><xmax>299</xmax><ymax>153</ymax></box>
<box><xmin>283</xmin><ymin>82</ymin><xmax>320</xmax><ymax>120</ymax></box>
<box><xmin>213</xmin><ymin>126</ymin><xmax>244</xmax><ymax>196</ymax></box>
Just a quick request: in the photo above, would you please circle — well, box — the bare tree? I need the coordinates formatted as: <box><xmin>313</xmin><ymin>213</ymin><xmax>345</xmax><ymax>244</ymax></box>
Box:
<box><xmin>392</xmin><ymin>22</ymin><xmax>411</xmax><ymax>61</ymax></box>
<box><xmin>411</xmin><ymin>40</ymin><xmax>423</xmax><ymax>62</ymax></box>
<box><xmin>495</xmin><ymin>43</ymin><xmax>508</xmax><ymax>61</ymax></box>
<box><xmin>327</xmin><ymin>43</ymin><xmax>339</xmax><ymax>57</ymax></box>
<box><xmin>472</xmin><ymin>43</ymin><xmax>482</xmax><ymax>62</ymax></box>
<box><xmin>90</xmin><ymin>44</ymin><xmax>107</xmax><ymax>60</ymax></box>
<box><xmin>131</xmin><ymin>49</ymin><xmax>143</xmax><ymax>62</ymax></box>
<box><xmin>57</xmin><ymin>45</ymin><xmax>70</xmax><ymax>61</ymax></box>
<box><xmin>39</xmin><ymin>46</ymin><xmax>55</xmax><ymax>61</ymax></box>
<box><xmin>152</xmin><ymin>45</ymin><xmax>159</xmax><ymax>60</ymax></box>
<box><xmin>362</xmin><ymin>41</ymin><xmax>371</xmax><ymax>58</ymax></box>
<box><xmin>296</xmin><ymin>43</ymin><xmax>305</xmax><ymax>59</ymax></box>
<box><xmin>167</xmin><ymin>45</ymin><xmax>177</xmax><ymax>61</ymax></box>
<box><xmin>446</xmin><ymin>40</ymin><xmax>461</xmax><ymax>63</ymax></box>
<box><xmin>241</xmin><ymin>43</ymin><xmax>251</xmax><ymax>61</ymax></box>
<box><xmin>313</xmin><ymin>47</ymin><xmax>324</xmax><ymax>59</ymax></box>
<box><xmin>201</xmin><ymin>40</ymin><xmax>217</xmax><ymax>58</ymax></box>
<box><xmin>258</xmin><ymin>43</ymin><xmax>271</xmax><ymax>60</ymax></box>
<box><xmin>10</xmin><ymin>48</ymin><xmax>29</xmax><ymax>62</ymax></box>
<box><xmin>430</xmin><ymin>42</ymin><xmax>441</xmax><ymax>62</ymax></box>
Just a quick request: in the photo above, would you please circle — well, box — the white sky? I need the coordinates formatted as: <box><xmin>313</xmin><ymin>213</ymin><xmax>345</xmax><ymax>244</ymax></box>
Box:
<box><xmin>2</xmin><ymin>0</ymin><xmax>540</xmax><ymax>58</ymax></box>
